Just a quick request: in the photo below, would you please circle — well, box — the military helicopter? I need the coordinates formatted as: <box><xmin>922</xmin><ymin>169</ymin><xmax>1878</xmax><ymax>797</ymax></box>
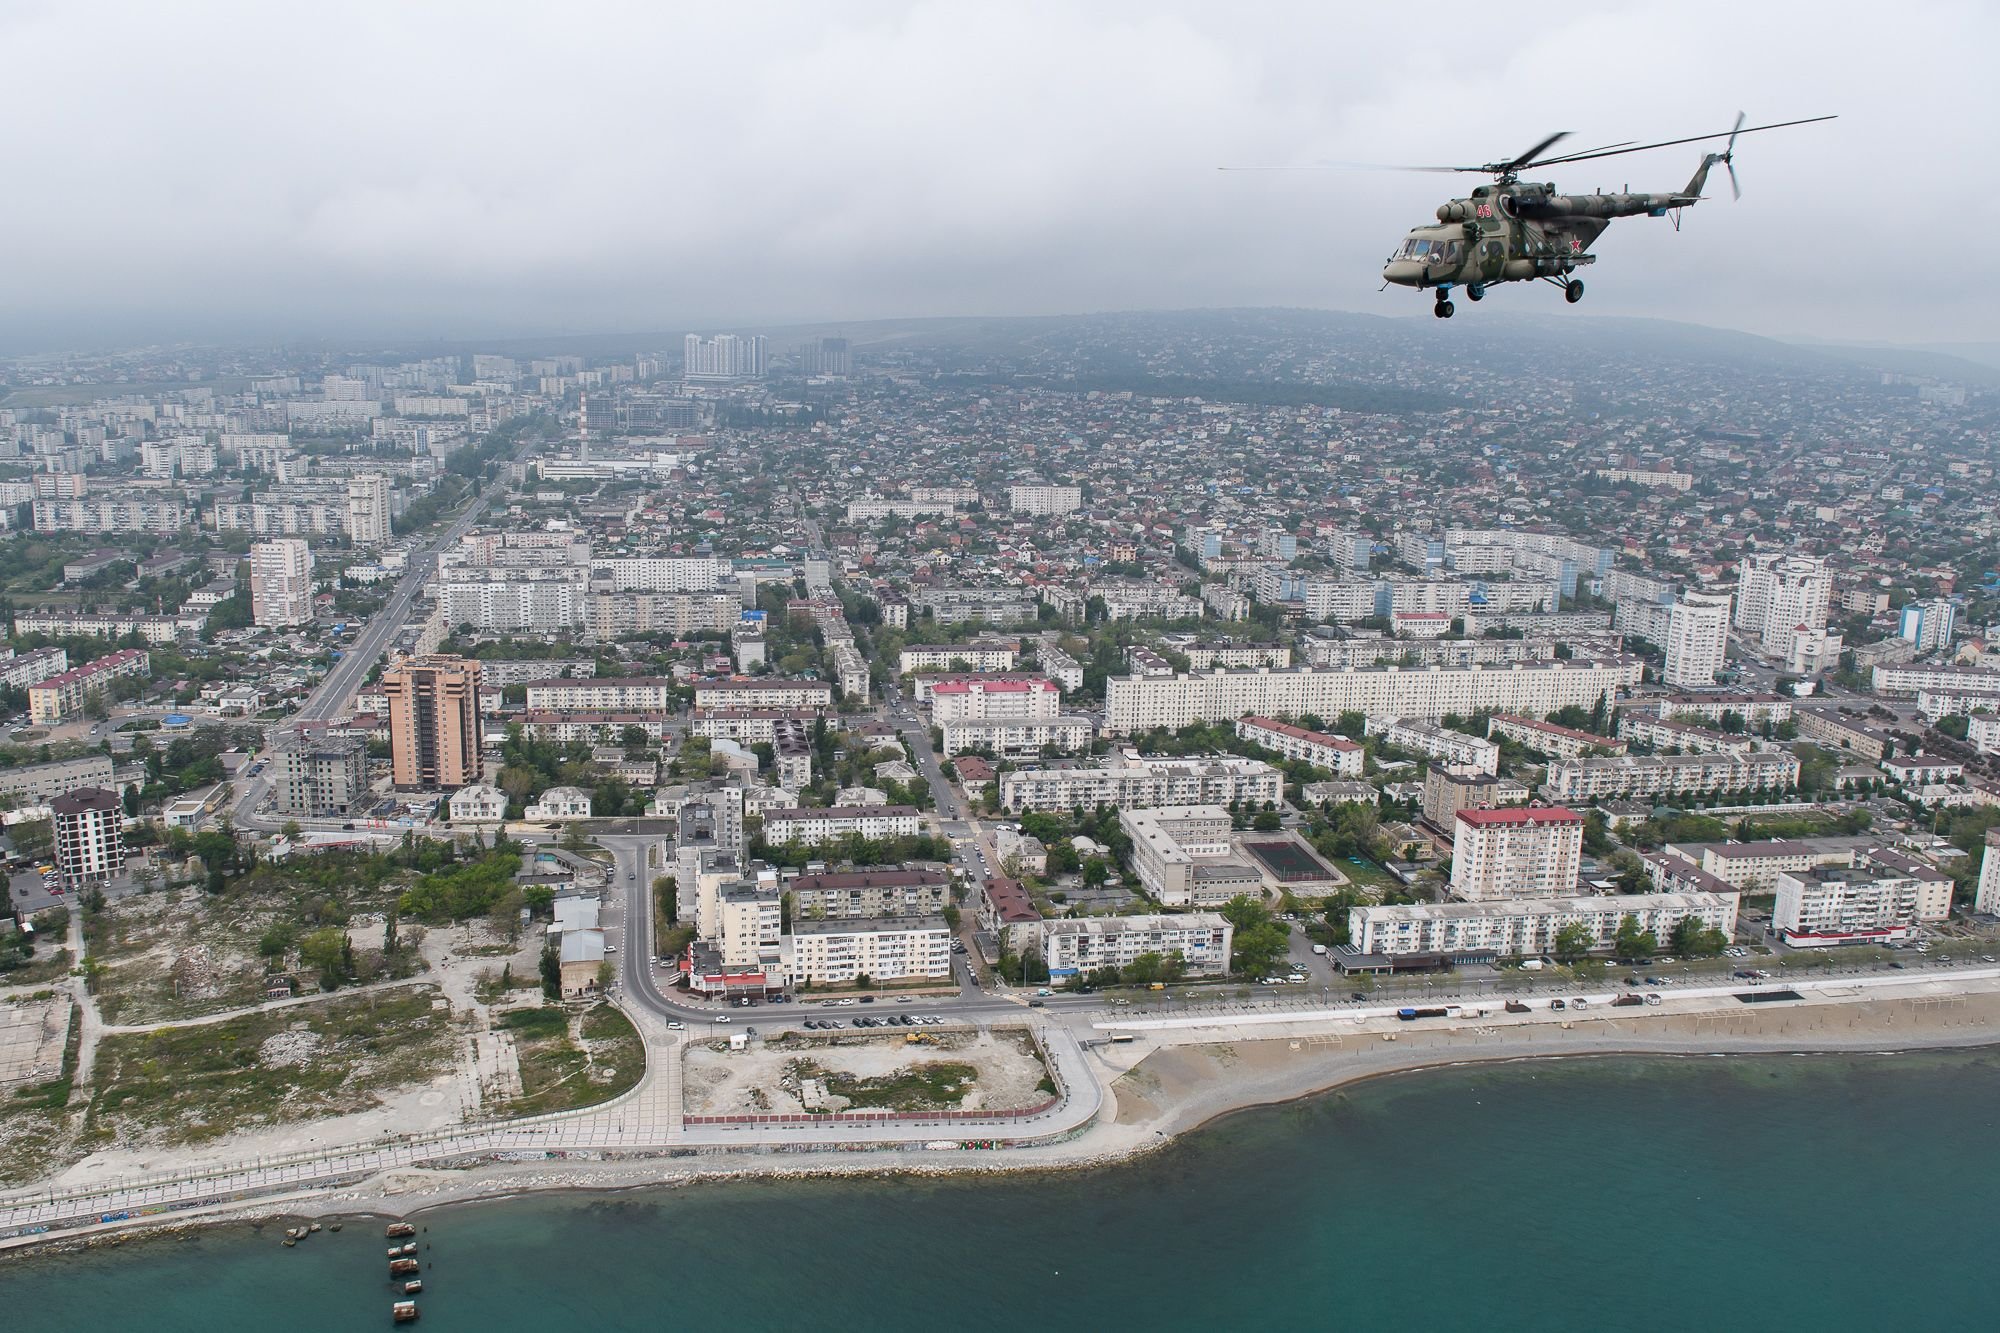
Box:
<box><xmin>1374</xmin><ymin>113</ymin><xmax>1834</xmax><ymax>317</ymax></box>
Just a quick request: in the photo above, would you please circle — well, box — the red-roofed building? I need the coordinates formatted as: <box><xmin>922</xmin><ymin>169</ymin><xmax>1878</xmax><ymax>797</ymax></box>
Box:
<box><xmin>1234</xmin><ymin>715</ymin><xmax>1365</xmax><ymax>777</ymax></box>
<box><xmin>1451</xmin><ymin>806</ymin><xmax>1585</xmax><ymax>902</ymax></box>
<box><xmin>928</xmin><ymin>675</ymin><xmax>1061</xmax><ymax>723</ymax></box>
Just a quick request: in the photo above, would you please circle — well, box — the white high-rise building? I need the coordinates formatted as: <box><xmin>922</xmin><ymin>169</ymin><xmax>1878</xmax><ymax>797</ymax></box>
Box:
<box><xmin>1897</xmin><ymin>599</ymin><xmax>1956</xmax><ymax>652</ymax></box>
<box><xmin>346</xmin><ymin>473</ymin><xmax>391</xmax><ymax>545</ymax></box>
<box><xmin>1663</xmin><ymin>591</ymin><xmax>1732</xmax><ymax>688</ymax></box>
<box><xmin>1976</xmin><ymin>829</ymin><xmax>2000</xmax><ymax>916</ymax></box>
<box><xmin>683</xmin><ymin>333</ymin><xmax>768</xmax><ymax>381</ymax></box>
<box><xmin>1735</xmin><ymin>553</ymin><xmax>1831</xmax><ymax>651</ymax></box>
<box><xmin>1007</xmin><ymin>484</ymin><xmax>1083</xmax><ymax>515</ymax></box>
<box><xmin>249</xmin><ymin>538</ymin><xmax>315</xmax><ymax>627</ymax></box>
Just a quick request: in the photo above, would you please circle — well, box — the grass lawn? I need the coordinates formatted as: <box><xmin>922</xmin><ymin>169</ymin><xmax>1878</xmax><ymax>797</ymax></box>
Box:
<box><xmin>812</xmin><ymin>1060</ymin><xmax>978</xmax><ymax>1111</ymax></box>
<box><xmin>502</xmin><ymin>1002</ymin><xmax>644</xmax><ymax>1117</ymax></box>
<box><xmin>87</xmin><ymin>988</ymin><xmax>457</xmax><ymax>1146</ymax></box>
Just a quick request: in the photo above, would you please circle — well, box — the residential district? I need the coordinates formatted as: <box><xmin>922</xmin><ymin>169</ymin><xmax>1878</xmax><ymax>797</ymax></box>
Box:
<box><xmin>1</xmin><ymin>311</ymin><xmax>1997</xmax><ymax>1239</ymax></box>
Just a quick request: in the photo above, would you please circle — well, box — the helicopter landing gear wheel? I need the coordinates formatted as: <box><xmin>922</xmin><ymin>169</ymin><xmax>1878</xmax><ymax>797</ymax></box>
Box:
<box><xmin>1564</xmin><ymin>279</ymin><xmax>1584</xmax><ymax>304</ymax></box>
<box><xmin>1466</xmin><ymin>284</ymin><xmax>1484</xmax><ymax>302</ymax></box>
<box><xmin>1433</xmin><ymin>299</ymin><xmax>1455</xmax><ymax>319</ymax></box>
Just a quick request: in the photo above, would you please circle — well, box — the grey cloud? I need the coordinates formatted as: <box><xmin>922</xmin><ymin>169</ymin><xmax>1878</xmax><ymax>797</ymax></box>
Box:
<box><xmin>0</xmin><ymin>0</ymin><xmax>1989</xmax><ymax>347</ymax></box>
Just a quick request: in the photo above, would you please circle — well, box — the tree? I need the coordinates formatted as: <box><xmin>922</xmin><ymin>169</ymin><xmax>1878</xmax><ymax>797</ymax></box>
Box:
<box><xmin>1613</xmin><ymin>914</ymin><xmax>1657</xmax><ymax>963</ymax></box>
<box><xmin>300</xmin><ymin>927</ymin><xmax>347</xmax><ymax>989</ymax></box>
<box><xmin>1220</xmin><ymin>894</ymin><xmax>1290</xmax><ymax>978</ymax></box>
<box><xmin>1553</xmin><ymin>921</ymin><xmax>1595</xmax><ymax>963</ymax></box>
<box><xmin>1251</xmin><ymin>810</ymin><xmax>1282</xmax><ymax>832</ymax></box>
<box><xmin>852</xmin><ymin>972</ymin><xmax>873</xmax><ymax>991</ymax></box>
<box><xmin>540</xmin><ymin>940</ymin><xmax>562</xmax><ymax>999</ymax></box>
<box><xmin>1669</xmin><ymin>916</ymin><xmax>1728</xmax><ymax>958</ymax></box>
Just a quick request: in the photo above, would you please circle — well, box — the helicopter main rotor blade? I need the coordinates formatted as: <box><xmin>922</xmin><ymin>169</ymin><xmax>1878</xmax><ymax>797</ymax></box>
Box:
<box><xmin>1502</xmin><ymin>131</ymin><xmax>1570</xmax><ymax>171</ymax></box>
<box><xmin>1521</xmin><ymin>115</ymin><xmax>1835</xmax><ymax>169</ymax></box>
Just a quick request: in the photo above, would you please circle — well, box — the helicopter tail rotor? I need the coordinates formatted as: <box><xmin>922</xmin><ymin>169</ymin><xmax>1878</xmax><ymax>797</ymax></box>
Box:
<box><xmin>1722</xmin><ymin>110</ymin><xmax>1745</xmax><ymax>200</ymax></box>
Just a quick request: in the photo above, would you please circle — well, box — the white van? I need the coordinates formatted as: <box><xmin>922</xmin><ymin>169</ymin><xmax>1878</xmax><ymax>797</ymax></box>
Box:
<box><xmin>1311</xmin><ymin>943</ymin><xmax>1328</xmax><ymax>955</ymax></box>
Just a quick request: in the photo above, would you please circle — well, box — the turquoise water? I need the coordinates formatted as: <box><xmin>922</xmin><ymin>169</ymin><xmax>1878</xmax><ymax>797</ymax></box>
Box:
<box><xmin>6</xmin><ymin>1050</ymin><xmax>1999</xmax><ymax>1330</ymax></box>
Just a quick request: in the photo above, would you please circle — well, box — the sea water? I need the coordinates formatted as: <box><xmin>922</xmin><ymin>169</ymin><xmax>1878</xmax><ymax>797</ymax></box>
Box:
<box><xmin>5</xmin><ymin>1050</ymin><xmax>1997</xmax><ymax>1331</ymax></box>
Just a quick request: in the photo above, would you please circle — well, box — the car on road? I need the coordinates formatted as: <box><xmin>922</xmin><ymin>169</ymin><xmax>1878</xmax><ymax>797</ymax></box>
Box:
<box><xmin>714</xmin><ymin>1016</ymin><xmax>730</xmax><ymax>1024</ymax></box>
<box><xmin>1028</xmin><ymin>1000</ymin><xmax>1045</xmax><ymax>1008</ymax></box>
<box><xmin>837</xmin><ymin>998</ymin><xmax>856</xmax><ymax>1006</ymax></box>
<box><xmin>667</xmin><ymin>1021</ymin><xmax>685</xmax><ymax>1030</ymax></box>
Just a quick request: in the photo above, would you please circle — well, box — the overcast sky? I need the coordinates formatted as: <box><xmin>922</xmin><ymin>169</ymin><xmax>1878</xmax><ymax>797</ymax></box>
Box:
<box><xmin>1</xmin><ymin>0</ymin><xmax>1991</xmax><ymax>350</ymax></box>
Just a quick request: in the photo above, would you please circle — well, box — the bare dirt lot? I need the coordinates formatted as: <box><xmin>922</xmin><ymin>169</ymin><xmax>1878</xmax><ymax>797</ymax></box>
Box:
<box><xmin>682</xmin><ymin>1026</ymin><xmax>1051</xmax><ymax>1116</ymax></box>
<box><xmin>0</xmin><ymin>996</ymin><xmax>70</xmax><ymax>1088</ymax></box>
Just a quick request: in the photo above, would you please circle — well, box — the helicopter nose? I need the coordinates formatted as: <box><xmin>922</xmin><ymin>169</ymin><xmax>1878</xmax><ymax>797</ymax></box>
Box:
<box><xmin>1382</xmin><ymin>259</ymin><xmax>1424</xmax><ymax>287</ymax></box>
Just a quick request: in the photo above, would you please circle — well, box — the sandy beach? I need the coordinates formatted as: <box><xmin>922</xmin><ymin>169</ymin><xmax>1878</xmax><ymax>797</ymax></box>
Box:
<box><xmin>11</xmin><ymin>979</ymin><xmax>1996</xmax><ymax>1254</ymax></box>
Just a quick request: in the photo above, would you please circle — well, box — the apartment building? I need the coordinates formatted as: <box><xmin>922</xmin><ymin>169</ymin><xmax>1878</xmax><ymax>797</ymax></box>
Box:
<box><xmin>1007</xmin><ymin>483</ymin><xmax>1083</xmax><ymax>515</ymax></box>
<box><xmin>1104</xmin><ymin>659</ymin><xmax>1640</xmax><ymax>735</ymax></box>
<box><xmin>588</xmin><ymin>555</ymin><xmax>728</xmax><ymax>592</ymax></box>
<box><xmin>783</xmin><ymin>916</ymin><xmax>952</xmax><ymax>986</ymax></box>
<box><xmin>1735</xmin><ymin>552</ymin><xmax>1832</xmax><ymax>651</ymax></box>
<box><xmin>525</xmin><ymin>677</ymin><xmax>676</xmax><ymax>710</ymax></box>
<box><xmin>271</xmin><ymin>739</ymin><xmax>367</xmax><ymax>817</ymax></box>
<box><xmin>1366</xmin><ymin>717</ymin><xmax>1500</xmax><ymax>776</ymax></box>
<box><xmin>845</xmin><ymin>497</ymin><xmax>960</xmax><ymax>523</ymax></box>
<box><xmin>28</xmin><ymin>649</ymin><xmax>151</xmax><ymax>724</ymax></box>
<box><xmin>1663</xmin><ymin>591</ymin><xmax>1733</xmax><ymax>688</ymax></box>
<box><xmin>12</xmin><ymin>609</ymin><xmax>202</xmax><ymax>644</ymax></box>
<box><xmin>788</xmin><ymin>869</ymin><xmax>951</xmax><ymax>920</ymax></box>
<box><xmin>1351</xmin><ymin>891</ymin><xmax>1738</xmax><ymax>960</ymax></box>
<box><xmin>1616</xmin><ymin>715</ymin><xmax>1761</xmax><ymax>756</ymax></box>
<box><xmin>0</xmin><ymin>754</ymin><xmax>115</xmax><ymax>805</ymax></box>
<box><xmin>1775</xmin><ymin>854</ymin><xmax>1953</xmax><ymax>947</ymax></box>
<box><xmin>382</xmin><ymin>654</ymin><xmax>483</xmax><ymax>789</ymax></box>
<box><xmin>1421</xmin><ymin>765</ymin><xmax>1529</xmax><ymax>831</ymax></box>
<box><xmin>346</xmin><ymin>473</ymin><xmax>392</xmax><ymax>545</ymax></box>
<box><xmin>1871</xmin><ymin>663</ymin><xmax>2000</xmax><ymax>697</ymax></box>
<box><xmin>440</xmin><ymin>571</ymin><xmax>587</xmax><ymax>633</ymax></box>
<box><xmin>718</xmin><ymin>886</ymin><xmax>784</xmax><ymax>972</ymax></box>
<box><xmin>1234</xmin><ymin>716</ymin><xmax>1365</xmax><ymax>776</ymax></box>
<box><xmin>1792</xmin><ymin>707</ymin><xmax>1894</xmax><ymax>761</ymax></box>
<box><xmin>763</xmin><ymin>805</ymin><xmax>921</xmax><ymax>847</ymax></box>
<box><xmin>52</xmin><ymin>787</ymin><xmax>125</xmax><ymax>888</ymax></box>
<box><xmin>209</xmin><ymin>497</ymin><xmax>348</xmax><ymax>536</ymax></box>
<box><xmin>904</xmin><ymin>587</ymin><xmax>1037</xmax><ymax>624</ymax></box>
<box><xmin>998</xmin><ymin>751</ymin><xmax>1283</xmax><ymax>814</ymax></box>
<box><xmin>927</xmin><ymin>676</ymin><xmax>1060</xmax><ymax>723</ymax></box>
<box><xmin>1976</xmin><ymin>829</ymin><xmax>2000</xmax><ymax>916</ymax></box>
<box><xmin>517</xmin><ymin>711</ymin><xmax>672</xmax><ymax>744</ymax></box>
<box><xmin>1640</xmin><ymin>692</ymin><xmax>1794</xmax><ymax>727</ymax></box>
<box><xmin>829</xmin><ymin>641</ymin><xmax>870</xmax><ymax>703</ymax></box>
<box><xmin>1027</xmin><ymin>913</ymin><xmax>1234</xmax><ymax>979</ymax></box>
<box><xmin>1449</xmin><ymin>807</ymin><xmax>1585</xmax><ymax>901</ymax></box>
<box><xmin>938</xmin><ymin>716</ymin><xmax>1093</xmax><ymax>758</ymax></box>
<box><xmin>899</xmin><ymin>642</ymin><xmax>1021</xmax><ymax>676</ymax></box>
<box><xmin>0</xmin><ymin>648</ymin><xmax>69</xmax><ymax>691</ymax></box>
<box><xmin>32</xmin><ymin>496</ymin><xmax>188</xmax><ymax>534</ymax></box>
<box><xmin>249</xmin><ymin>538</ymin><xmax>315</xmax><ymax>628</ymax></box>
<box><xmin>691</xmin><ymin>679</ymin><xmax>834</xmax><ymax>711</ymax></box>
<box><xmin>1541</xmin><ymin>751</ymin><xmax>1800</xmax><ymax>803</ymax></box>
<box><xmin>1485</xmin><ymin>713</ymin><xmax>1623</xmax><ymax>760</ymax></box>
<box><xmin>1121</xmin><ymin>804</ymin><xmax>1263</xmax><ymax>908</ymax></box>
<box><xmin>692</xmin><ymin>708</ymin><xmax>820</xmax><ymax>745</ymax></box>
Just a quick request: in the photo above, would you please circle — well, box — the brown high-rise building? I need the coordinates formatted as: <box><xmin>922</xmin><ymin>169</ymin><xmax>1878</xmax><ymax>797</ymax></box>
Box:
<box><xmin>382</xmin><ymin>655</ymin><xmax>483</xmax><ymax>789</ymax></box>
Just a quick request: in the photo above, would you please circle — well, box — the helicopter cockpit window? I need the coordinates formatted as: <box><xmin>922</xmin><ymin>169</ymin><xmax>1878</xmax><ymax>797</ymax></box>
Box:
<box><xmin>1397</xmin><ymin>238</ymin><xmax>1459</xmax><ymax>262</ymax></box>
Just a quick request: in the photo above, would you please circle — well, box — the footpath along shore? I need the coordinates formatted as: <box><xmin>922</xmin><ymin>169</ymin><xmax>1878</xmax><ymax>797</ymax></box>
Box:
<box><xmin>5</xmin><ymin>974</ymin><xmax>1999</xmax><ymax>1253</ymax></box>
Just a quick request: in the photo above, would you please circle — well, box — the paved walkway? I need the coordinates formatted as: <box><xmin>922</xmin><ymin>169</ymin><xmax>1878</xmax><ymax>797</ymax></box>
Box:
<box><xmin>0</xmin><ymin>1007</ymin><xmax>1098</xmax><ymax>1242</ymax></box>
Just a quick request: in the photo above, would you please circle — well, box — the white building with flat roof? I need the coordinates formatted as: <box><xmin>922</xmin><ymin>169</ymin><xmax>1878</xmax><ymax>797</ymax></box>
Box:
<box><xmin>1664</xmin><ymin>591</ymin><xmax>1732</xmax><ymax>688</ymax></box>
<box><xmin>763</xmin><ymin>805</ymin><xmax>921</xmax><ymax>847</ymax></box>
<box><xmin>997</xmin><ymin>751</ymin><xmax>1282</xmax><ymax>813</ymax></box>
<box><xmin>1104</xmin><ymin>659</ymin><xmax>1640</xmax><ymax>735</ymax></box>
<box><xmin>1351</xmin><ymin>891</ymin><xmax>1738</xmax><ymax>959</ymax></box>
<box><xmin>1120</xmin><ymin>805</ymin><xmax>1263</xmax><ymax>908</ymax></box>
<box><xmin>1542</xmin><ymin>751</ymin><xmax>1799</xmax><ymax>802</ymax></box>
<box><xmin>1775</xmin><ymin>856</ymin><xmax>1952</xmax><ymax>947</ymax></box>
<box><xmin>783</xmin><ymin>915</ymin><xmax>951</xmax><ymax>985</ymax></box>
<box><xmin>1977</xmin><ymin>829</ymin><xmax>2000</xmax><ymax>916</ymax></box>
<box><xmin>249</xmin><ymin>538</ymin><xmax>314</xmax><ymax>628</ymax></box>
<box><xmin>1007</xmin><ymin>483</ymin><xmax>1082</xmax><ymax>515</ymax></box>
<box><xmin>938</xmin><ymin>716</ymin><xmax>1093</xmax><ymax>759</ymax></box>
<box><xmin>1366</xmin><ymin>717</ymin><xmax>1500</xmax><ymax>775</ymax></box>
<box><xmin>1027</xmin><ymin>913</ymin><xmax>1234</xmax><ymax>979</ymax></box>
